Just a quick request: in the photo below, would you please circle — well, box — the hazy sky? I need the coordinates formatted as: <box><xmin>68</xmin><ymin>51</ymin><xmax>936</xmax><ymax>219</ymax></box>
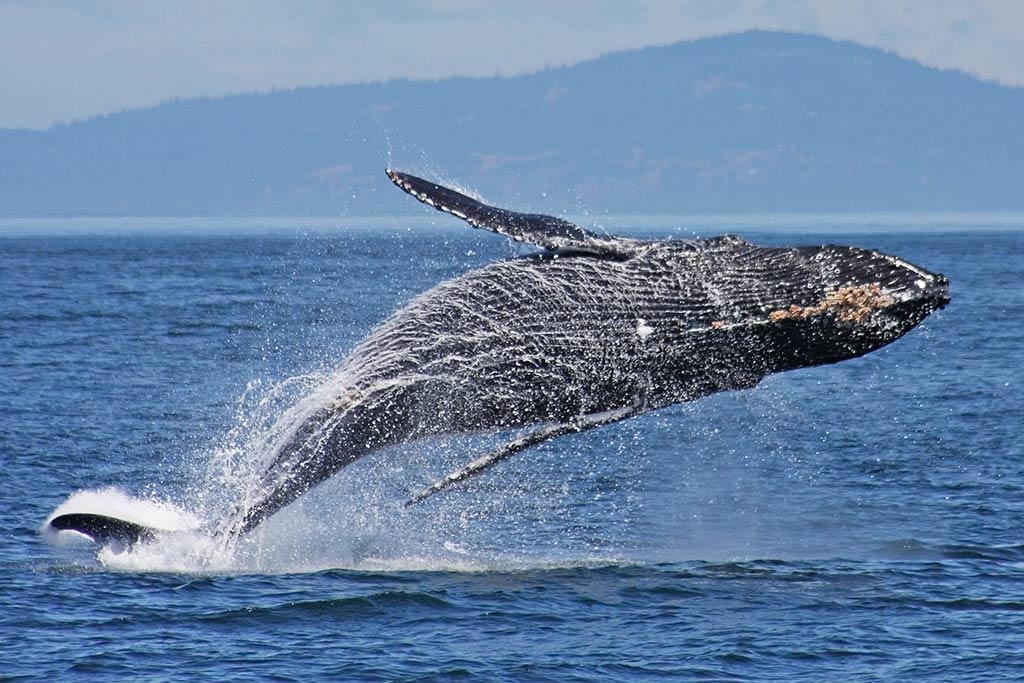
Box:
<box><xmin>2</xmin><ymin>0</ymin><xmax>1022</xmax><ymax>130</ymax></box>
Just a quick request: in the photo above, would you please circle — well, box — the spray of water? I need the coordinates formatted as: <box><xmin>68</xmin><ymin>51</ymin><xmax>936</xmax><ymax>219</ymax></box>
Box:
<box><xmin>42</xmin><ymin>362</ymin><xmax>635</xmax><ymax>574</ymax></box>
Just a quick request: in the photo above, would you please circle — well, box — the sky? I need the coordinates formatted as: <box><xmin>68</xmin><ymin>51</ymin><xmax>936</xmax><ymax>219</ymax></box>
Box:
<box><xmin>2</xmin><ymin>0</ymin><xmax>1023</xmax><ymax>130</ymax></box>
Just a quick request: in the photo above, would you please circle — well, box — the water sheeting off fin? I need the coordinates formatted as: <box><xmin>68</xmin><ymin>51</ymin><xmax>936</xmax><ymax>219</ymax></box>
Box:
<box><xmin>48</xmin><ymin>512</ymin><xmax>157</xmax><ymax>547</ymax></box>
<box><xmin>387</xmin><ymin>169</ymin><xmax>624</xmax><ymax>255</ymax></box>
<box><xmin>405</xmin><ymin>406</ymin><xmax>635</xmax><ymax>506</ymax></box>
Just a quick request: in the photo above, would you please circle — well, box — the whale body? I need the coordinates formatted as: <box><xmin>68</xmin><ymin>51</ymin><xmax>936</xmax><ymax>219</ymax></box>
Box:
<box><xmin>48</xmin><ymin>169</ymin><xmax>950</xmax><ymax>545</ymax></box>
<box><xmin>220</xmin><ymin>170</ymin><xmax>949</xmax><ymax>535</ymax></box>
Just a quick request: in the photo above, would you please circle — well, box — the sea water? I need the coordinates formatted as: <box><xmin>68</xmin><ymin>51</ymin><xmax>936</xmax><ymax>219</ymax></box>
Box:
<box><xmin>1</xmin><ymin>217</ymin><xmax>1022</xmax><ymax>681</ymax></box>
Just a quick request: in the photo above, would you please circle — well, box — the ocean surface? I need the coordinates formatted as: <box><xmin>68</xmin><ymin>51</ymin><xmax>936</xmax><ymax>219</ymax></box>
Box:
<box><xmin>1</xmin><ymin>216</ymin><xmax>1022</xmax><ymax>681</ymax></box>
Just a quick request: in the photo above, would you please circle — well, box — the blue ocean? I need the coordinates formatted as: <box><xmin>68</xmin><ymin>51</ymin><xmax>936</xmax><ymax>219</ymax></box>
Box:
<box><xmin>1</xmin><ymin>215</ymin><xmax>1022</xmax><ymax>681</ymax></box>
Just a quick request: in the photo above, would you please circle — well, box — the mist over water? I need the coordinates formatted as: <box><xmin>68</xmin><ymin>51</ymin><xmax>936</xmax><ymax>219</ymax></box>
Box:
<box><xmin>3</xmin><ymin>220</ymin><xmax>1022</xmax><ymax>681</ymax></box>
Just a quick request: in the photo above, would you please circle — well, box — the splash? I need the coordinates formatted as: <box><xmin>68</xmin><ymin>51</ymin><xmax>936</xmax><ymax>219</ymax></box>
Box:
<box><xmin>43</xmin><ymin>371</ymin><xmax>638</xmax><ymax>574</ymax></box>
<box><xmin>45</xmin><ymin>487</ymin><xmax>201</xmax><ymax>535</ymax></box>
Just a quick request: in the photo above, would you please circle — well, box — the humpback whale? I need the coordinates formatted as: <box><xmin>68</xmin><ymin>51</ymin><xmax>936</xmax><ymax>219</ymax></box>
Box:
<box><xmin>50</xmin><ymin>170</ymin><xmax>949</xmax><ymax>545</ymax></box>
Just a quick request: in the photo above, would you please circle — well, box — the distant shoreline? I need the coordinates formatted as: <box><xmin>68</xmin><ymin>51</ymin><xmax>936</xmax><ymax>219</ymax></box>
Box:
<box><xmin>2</xmin><ymin>212</ymin><xmax>1022</xmax><ymax>238</ymax></box>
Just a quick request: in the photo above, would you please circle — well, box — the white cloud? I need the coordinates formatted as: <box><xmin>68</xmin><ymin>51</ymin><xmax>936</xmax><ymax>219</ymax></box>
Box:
<box><xmin>803</xmin><ymin>0</ymin><xmax>1024</xmax><ymax>85</ymax></box>
<box><xmin>0</xmin><ymin>0</ymin><xmax>1021</xmax><ymax>129</ymax></box>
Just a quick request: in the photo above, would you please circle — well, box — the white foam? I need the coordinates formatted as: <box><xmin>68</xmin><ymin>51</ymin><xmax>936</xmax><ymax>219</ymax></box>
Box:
<box><xmin>42</xmin><ymin>488</ymin><xmax>206</xmax><ymax>561</ymax></box>
<box><xmin>44</xmin><ymin>487</ymin><xmax>201</xmax><ymax>532</ymax></box>
<box><xmin>41</xmin><ymin>481</ymin><xmax>641</xmax><ymax>574</ymax></box>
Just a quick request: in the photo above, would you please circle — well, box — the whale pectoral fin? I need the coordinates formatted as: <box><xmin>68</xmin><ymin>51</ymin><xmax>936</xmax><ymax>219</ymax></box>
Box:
<box><xmin>405</xmin><ymin>406</ymin><xmax>635</xmax><ymax>507</ymax></box>
<box><xmin>387</xmin><ymin>169</ymin><xmax>626</xmax><ymax>256</ymax></box>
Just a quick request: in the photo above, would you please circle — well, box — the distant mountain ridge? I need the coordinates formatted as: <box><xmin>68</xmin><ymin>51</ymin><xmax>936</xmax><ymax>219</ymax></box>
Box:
<box><xmin>2</xmin><ymin>30</ymin><xmax>1022</xmax><ymax>217</ymax></box>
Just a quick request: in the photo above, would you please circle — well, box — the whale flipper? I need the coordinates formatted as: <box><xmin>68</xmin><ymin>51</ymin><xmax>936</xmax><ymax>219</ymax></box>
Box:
<box><xmin>48</xmin><ymin>512</ymin><xmax>158</xmax><ymax>547</ymax></box>
<box><xmin>405</xmin><ymin>406</ymin><xmax>636</xmax><ymax>506</ymax></box>
<box><xmin>387</xmin><ymin>170</ymin><xmax>627</xmax><ymax>256</ymax></box>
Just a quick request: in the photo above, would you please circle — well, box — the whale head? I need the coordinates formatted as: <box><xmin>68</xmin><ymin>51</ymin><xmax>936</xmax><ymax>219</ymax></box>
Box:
<box><xmin>741</xmin><ymin>241</ymin><xmax>950</xmax><ymax>371</ymax></box>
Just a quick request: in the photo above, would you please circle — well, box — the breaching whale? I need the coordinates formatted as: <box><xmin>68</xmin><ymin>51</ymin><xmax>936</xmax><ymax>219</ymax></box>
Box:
<box><xmin>49</xmin><ymin>170</ymin><xmax>949</xmax><ymax>545</ymax></box>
